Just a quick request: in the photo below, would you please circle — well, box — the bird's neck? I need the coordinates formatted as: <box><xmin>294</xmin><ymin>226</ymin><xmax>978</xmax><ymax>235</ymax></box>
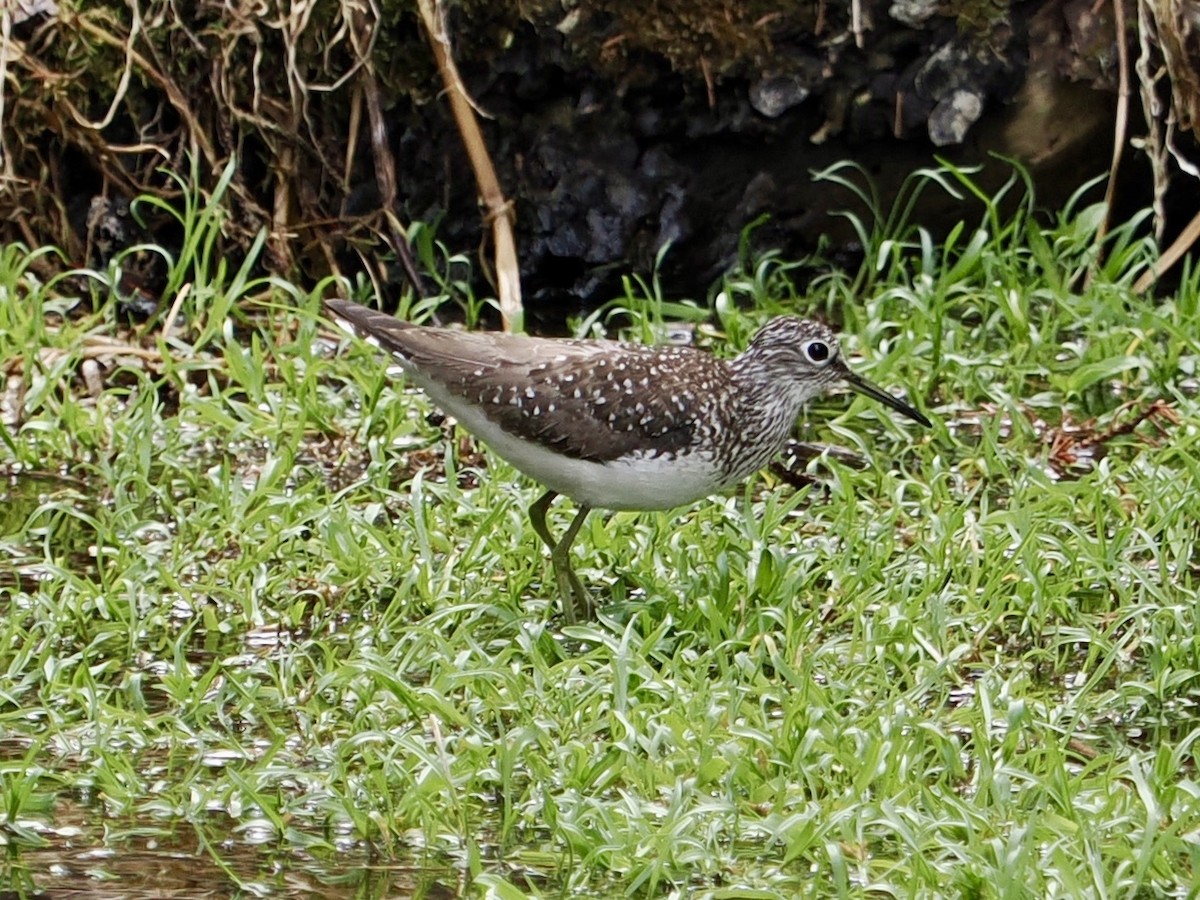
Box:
<box><xmin>719</xmin><ymin>357</ymin><xmax>814</xmax><ymax>480</ymax></box>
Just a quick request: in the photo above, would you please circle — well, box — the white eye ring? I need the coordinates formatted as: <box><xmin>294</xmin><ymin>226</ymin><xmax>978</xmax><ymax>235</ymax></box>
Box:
<box><xmin>803</xmin><ymin>339</ymin><xmax>833</xmax><ymax>366</ymax></box>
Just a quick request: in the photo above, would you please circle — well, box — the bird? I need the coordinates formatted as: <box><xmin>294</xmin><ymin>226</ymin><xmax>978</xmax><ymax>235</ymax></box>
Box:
<box><xmin>325</xmin><ymin>299</ymin><xmax>932</xmax><ymax>622</ymax></box>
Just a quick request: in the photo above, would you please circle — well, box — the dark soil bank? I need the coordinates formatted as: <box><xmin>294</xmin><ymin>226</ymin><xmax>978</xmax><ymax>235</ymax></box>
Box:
<box><xmin>6</xmin><ymin>0</ymin><xmax>1153</xmax><ymax>318</ymax></box>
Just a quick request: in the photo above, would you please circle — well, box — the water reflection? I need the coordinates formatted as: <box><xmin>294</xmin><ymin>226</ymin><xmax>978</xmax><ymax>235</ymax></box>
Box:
<box><xmin>3</xmin><ymin>798</ymin><xmax>462</xmax><ymax>899</ymax></box>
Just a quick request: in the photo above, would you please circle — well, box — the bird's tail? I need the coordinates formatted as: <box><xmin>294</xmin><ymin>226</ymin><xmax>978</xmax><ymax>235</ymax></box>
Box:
<box><xmin>324</xmin><ymin>299</ymin><xmax>415</xmax><ymax>356</ymax></box>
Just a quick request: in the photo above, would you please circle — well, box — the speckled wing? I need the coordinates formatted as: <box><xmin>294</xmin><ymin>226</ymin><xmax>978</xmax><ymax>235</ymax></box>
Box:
<box><xmin>465</xmin><ymin>339</ymin><xmax>716</xmax><ymax>462</ymax></box>
<box><xmin>326</xmin><ymin>300</ymin><xmax>714</xmax><ymax>463</ymax></box>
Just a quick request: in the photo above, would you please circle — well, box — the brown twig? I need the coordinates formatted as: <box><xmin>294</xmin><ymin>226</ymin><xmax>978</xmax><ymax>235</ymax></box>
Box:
<box><xmin>1046</xmin><ymin>398</ymin><xmax>1179</xmax><ymax>469</ymax></box>
<box><xmin>700</xmin><ymin>55</ymin><xmax>716</xmax><ymax>110</ymax></box>
<box><xmin>418</xmin><ymin>0</ymin><xmax>523</xmax><ymax>332</ymax></box>
<box><xmin>350</xmin><ymin>5</ymin><xmax>426</xmax><ymax>301</ymax></box>
<box><xmin>1132</xmin><ymin>207</ymin><xmax>1200</xmax><ymax>293</ymax></box>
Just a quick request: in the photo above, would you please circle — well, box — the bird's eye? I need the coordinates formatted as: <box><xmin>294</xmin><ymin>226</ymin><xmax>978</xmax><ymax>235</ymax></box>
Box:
<box><xmin>804</xmin><ymin>340</ymin><xmax>832</xmax><ymax>364</ymax></box>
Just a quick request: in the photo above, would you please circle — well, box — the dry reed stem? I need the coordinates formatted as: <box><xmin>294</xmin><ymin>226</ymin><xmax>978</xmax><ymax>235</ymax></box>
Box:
<box><xmin>417</xmin><ymin>0</ymin><xmax>523</xmax><ymax>332</ymax></box>
<box><xmin>1132</xmin><ymin>206</ymin><xmax>1200</xmax><ymax>292</ymax></box>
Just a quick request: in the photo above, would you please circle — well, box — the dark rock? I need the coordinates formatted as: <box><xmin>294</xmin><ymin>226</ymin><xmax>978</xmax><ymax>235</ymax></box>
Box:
<box><xmin>750</xmin><ymin>74</ymin><xmax>811</xmax><ymax>118</ymax></box>
<box><xmin>889</xmin><ymin>0</ymin><xmax>940</xmax><ymax>27</ymax></box>
<box><xmin>929</xmin><ymin>89</ymin><xmax>985</xmax><ymax>145</ymax></box>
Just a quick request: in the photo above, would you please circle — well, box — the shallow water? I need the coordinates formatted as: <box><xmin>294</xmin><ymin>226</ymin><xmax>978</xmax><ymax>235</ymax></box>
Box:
<box><xmin>2</xmin><ymin>797</ymin><xmax>463</xmax><ymax>899</ymax></box>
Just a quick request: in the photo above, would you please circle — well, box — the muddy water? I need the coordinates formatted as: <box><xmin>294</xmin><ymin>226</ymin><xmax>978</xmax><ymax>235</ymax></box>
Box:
<box><xmin>3</xmin><ymin>797</ymin><xmax>462</xmax><ymax>899</ymax></box>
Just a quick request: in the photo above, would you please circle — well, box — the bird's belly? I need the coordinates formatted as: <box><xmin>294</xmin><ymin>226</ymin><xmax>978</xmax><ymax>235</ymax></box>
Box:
<box><xmin>559</xmin><ymin>449</ymin><xmax>729</xmax><ymax>510</ymax></box>
<box><xmin>414</xmin><ymin>380</ymin><xmax>728</xmax><ymax>511</ymax></box>
<box><xmin>482</xmin><ymin>425</ymin><xmax>726</xmax><ymax>511</ymax></box>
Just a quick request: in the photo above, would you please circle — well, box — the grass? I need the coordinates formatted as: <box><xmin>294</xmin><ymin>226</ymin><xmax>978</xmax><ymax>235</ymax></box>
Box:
<box><xmin>1</xmin><ymin>167</ymin><xmax>1199</xmax><ymax>897</ymax></box>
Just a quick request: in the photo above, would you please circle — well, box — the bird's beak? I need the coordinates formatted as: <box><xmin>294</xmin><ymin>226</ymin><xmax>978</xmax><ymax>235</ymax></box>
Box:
<box><xmin>841</xmin><ymin>365</ymin><xmax>932</xmax><ymax>427</ymax></box>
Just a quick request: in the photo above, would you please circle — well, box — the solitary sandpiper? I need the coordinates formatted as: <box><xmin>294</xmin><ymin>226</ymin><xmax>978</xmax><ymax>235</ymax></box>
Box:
<box><xmin>326</xmin><ymin>299</ymin><xmax>931</xmax><ymax>621</ymax></box>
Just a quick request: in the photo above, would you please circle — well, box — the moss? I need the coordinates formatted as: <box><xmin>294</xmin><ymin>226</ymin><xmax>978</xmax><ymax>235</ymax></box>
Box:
<box><xmin>942</xmin><ymin>0</ymin><xmax>1014</xmax><ymax>43</ymax></box>
<box><xmin>412</xmin><ymin>0</ymin><xmax>828</xmax><ymax>81</ymax></box>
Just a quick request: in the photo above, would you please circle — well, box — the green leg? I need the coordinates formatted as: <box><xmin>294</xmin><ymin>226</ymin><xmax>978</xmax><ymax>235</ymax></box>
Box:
<box><xmin>529</xmin><ymin>490</ymin><xmax>592</xmax><ymax>623</ymax></box>
<box><xmin>528</xmin><ymin>490</ymin><xmax>558</xmax><ymax>552</ymax></box>
<box><xmin>553</xmin><ymin>505</ymin><xmax>592</xmax><ymax>622</ymax></box>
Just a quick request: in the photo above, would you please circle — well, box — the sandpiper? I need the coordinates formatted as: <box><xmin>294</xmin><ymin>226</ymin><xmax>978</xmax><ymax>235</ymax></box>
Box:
<box><xmin>326</xmin><ymin>299</ymin><xmax>931</xmax><ymax>621</ymax></box>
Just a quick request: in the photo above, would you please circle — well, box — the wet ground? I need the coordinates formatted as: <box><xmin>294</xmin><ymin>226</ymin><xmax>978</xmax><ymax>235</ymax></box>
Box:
<box><xmin>2</xmin><ymin>796</ymin><xmax>463</xmax><ymax>899</ymax></box>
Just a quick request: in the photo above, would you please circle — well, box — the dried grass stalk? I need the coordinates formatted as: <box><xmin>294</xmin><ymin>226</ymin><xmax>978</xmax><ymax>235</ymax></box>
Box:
<box><xmin>417</xmin><ymin>0</ymin><xmax>524</xmax><ymax>332</ymax></box>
